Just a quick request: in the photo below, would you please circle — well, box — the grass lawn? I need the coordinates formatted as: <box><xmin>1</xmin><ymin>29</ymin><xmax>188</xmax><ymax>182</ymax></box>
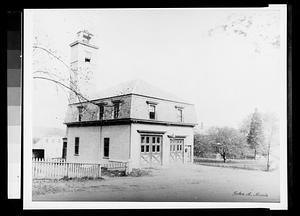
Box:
<box><xmin>193</xmin><ymin>157</ymin><xmax>278</xmax><ymax>171</ymax></box>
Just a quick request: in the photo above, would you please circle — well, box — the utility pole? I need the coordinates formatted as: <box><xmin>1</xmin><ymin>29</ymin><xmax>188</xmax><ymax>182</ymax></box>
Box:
<box><xmin>266</xmin><ymin>126</ymin><xmax>274</xmax><ymax>171</ymax></box>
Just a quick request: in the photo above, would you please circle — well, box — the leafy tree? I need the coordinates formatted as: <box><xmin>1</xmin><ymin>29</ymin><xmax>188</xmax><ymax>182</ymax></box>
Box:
<box><xmin>239</xmin><ymin>113</ymin><xmax>252</xmax><ymax>136</ymax></box>
<box><xmin>207</xmin><ymin>127</ymin><xmax>247</xmax><ymax>163</ymax></box>
<box><xmin>194</xmin><ymin>133</ymin><xmax>215</xmax><ymax>157</ymax></box>
<box><xmin>246</xmin><ymin>109</ymin><xmax>265</xmax><ymax>159</ymax></box>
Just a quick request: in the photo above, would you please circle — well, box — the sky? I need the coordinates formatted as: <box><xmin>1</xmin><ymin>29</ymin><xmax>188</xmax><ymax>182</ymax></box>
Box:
<box><xmin>28</xmin><ymin>8</ymin><xmax>285</xmax><ymax>131</ymax></box>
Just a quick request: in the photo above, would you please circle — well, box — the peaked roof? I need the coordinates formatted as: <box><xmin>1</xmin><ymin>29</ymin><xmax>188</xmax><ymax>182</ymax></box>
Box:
<box><xmin>90</xmin><ymin>79</ymin><xmax>190</xmax><ymax>104</ymax></box>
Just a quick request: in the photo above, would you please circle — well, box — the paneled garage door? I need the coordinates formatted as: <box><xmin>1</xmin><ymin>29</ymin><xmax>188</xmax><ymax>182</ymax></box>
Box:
<box><xmin>169</xmin><ymin>138</ymin><xmax>184</xmax><ymax>163</ymax></box>
<box><xmin>140</xmin><ymin>135</ymin><xmax>162</xmax><ymax>167</ymax></box>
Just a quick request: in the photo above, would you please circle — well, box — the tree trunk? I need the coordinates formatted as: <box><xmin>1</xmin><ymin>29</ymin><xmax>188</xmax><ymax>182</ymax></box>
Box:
<box><xmin>222</xmin><ymin>153</ymin><xmax>226</xmax><ymax>163</ymax></box>
<box><xmin>254</xmin><ymin>148</ymin><xmax>257</xmax><ymax>160</ymax></box>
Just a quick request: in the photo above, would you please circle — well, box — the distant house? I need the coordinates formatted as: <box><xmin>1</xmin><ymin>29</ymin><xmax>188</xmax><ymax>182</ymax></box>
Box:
<box><xmin>63</xmin><ymin>30</ymin><xmax>198</xmax><ymax>169</ymax></box>
<box><xmin>32</xmin><ymin>136</ymin><xmax>65</xmax><ymax>159</ymax></box>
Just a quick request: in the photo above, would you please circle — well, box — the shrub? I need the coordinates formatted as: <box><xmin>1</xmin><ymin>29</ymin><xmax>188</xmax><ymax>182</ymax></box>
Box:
<box><xmin>101</xmin><ymin>169</ymin><xmax>126</xmax><ymax>177</ymax></box>
<box><xmin>59</xmin><ymin>176</ymin><xmax>104</xmax><ymax>181</ymax></box>
<box><xmin>128</xmin><ymin>168</ymin><xmax>151</xmax><ymax>177</ymax></box>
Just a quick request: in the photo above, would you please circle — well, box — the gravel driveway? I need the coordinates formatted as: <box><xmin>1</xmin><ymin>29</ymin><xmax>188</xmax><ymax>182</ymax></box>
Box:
<box><xmin>33</xmin><ymin>164</ymin><xmax>280</xmax><ymax>202</ymax></box>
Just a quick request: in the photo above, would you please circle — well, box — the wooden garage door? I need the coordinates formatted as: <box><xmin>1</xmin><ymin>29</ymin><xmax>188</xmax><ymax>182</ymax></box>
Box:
<box><xmin>140</xmin><ymin>135</ymin><xmax>162</xmax><ymax>167</ymax></box>
<box><xmin>169</xmin><ymin>138</ymin><xmax>184</xmax><ymax>163</ymax></box>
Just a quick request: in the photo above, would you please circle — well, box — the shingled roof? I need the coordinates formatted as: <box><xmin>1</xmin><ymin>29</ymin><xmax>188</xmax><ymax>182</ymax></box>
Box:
<box><xmin>90</xmin><ymin>79</ymin><xmax>190</xmax><ymax>103</ymax></box>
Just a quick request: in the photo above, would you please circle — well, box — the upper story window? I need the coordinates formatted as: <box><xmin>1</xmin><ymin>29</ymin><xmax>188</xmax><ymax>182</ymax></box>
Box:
<box><xmin>112</xmin><ymin>100</ymin><xmax>121</xmax><ymax>119</ymax></box>
<box><xmin>113</xmin><ymin>103</ymin><xmax>120</xmax><ymax>119</ymax></box>
<box><xmin>99</xmin><ymin>105</ymin><xmax>104</xmax><ymax>120</ymax></box>
<box><xmin>84</xmin><ymin>51</ymin><xmax>92</xmax><ymax>62</ymax></box>
<box><xmin>149</xmin><ymin>104</ymin><xmax>156</xmax><ymax>120</ymax></box>
<box><xmin>177</xmin><ymin>109</ymin><xmax>183</xmax><ymax>122</ymax></box>
<box><xmin>147</xmin><ymin>101</ymin><xmax>158</xmax><ymax>120</ymax></box>
<box><xmin>98</xmin><ymin>105</ymin><xmax>104</xmax><ymax>120</ymax></box>
<box><xmin>96</xmin><ymin>102</ymin><xmax>107</xmax><ymax>120</ymax></box>
<box><xmin>175</xmin><ymin>106</ymin><xmax>184</xmax><ymax>122</ymax></box>
<box><xmin>77</xmin><ymin>106</ymin><xmax>83</xmax><ymax>122</ymax></box>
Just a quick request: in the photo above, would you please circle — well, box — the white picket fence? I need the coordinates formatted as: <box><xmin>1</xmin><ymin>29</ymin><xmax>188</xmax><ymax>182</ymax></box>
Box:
<box><xmin>32</xmin><ymin>158</ymin><xmax>101</xmax><ymax>179</ymax></box>
<box><xmin>32</xmin><ymin>158</ymin><xmax>129</xmax><ymax>179</ymax></box>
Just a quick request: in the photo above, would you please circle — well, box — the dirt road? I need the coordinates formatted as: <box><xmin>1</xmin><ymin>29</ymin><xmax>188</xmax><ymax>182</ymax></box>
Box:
<box><xmin>33</xmin><ymin>164</ymin><xmax>280</xmax><ymax>202</ymax></box>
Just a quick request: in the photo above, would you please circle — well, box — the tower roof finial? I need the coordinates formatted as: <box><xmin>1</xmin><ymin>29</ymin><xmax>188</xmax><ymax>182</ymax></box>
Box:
<box><xmin>76</xmin><ymin>30</ymin><xmax>94</xmax><ymax>44</ymax></box>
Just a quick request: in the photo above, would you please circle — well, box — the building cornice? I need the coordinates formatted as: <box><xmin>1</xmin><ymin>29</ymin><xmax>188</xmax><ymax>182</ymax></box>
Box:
<box><xmin>137</xmin><ymin>130</ymin><xmax>167</xmax><ymax>135</ymax></box>
<box><xmin>65</xmin><ymin>118</ymin><xmax>197</xmax><ymax>128</ymax></box>
<box><xmin>69</xmin><ymin>41</ymin><xmax>99</xmax><ymax>49</ymax></box>
<box><xmin>69</xmin><ymin>93</ymin><xmax>194</xmax><ymax>106</ymax></box>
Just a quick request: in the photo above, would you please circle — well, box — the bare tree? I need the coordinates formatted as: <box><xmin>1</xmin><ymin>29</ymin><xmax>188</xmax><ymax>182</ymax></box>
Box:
<box><xmin>32</xmin><ymin>38</ymin><xmax>131</xmax><ymax>124</ymax></box>
<box><xmin>32</xmin><ymin>41</ymin><xmax>100</xmax><ymax>120</ymax></box>
<box><xmin>261</xmin><ymin>113</ymin><xmax>279</xmax><ymax>171</ymax></box>
<box><xmin>208</xmin><ymin>12</ymin><xmax>280</xmax><ymax>53</ymax></box>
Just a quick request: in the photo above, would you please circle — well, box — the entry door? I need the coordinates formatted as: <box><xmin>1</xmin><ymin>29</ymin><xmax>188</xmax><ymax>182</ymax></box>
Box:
<box><xmin>140</xmin><ymin>135</ymin><xmax>162</xmax><ymax>167</ymax></box>
<box><xmin>184</xmin><ymin>145</ymin><xmax>192</xmax><ymax>163</ymax></box>
<box><xmin>169</xmin><ymin>138</ymin><xmax>184</xmax><ymax>163</ymax></box>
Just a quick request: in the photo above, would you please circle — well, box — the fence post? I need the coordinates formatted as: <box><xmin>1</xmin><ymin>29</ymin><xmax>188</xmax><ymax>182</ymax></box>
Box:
<box><xmin>124</xmin><ymin>162</ymin><xmax>128</xmax><ymax>175</ymax></box>
<box><xmin>126</xmin><ymin>159</ymin><xmax>133</xmax><ymax>174</ymax></box>
<box><xmin>32</xmin><ymin>158</ymin><xmax>35</xmax><ymax>179</ymax></box>
<box><xmin>66</xmin><ymin>163</ymin><xmax>69</xmax><ymax>178</ymax></box>
<box><xmin>97</xmin><ymin>164</ymin><xmax>101</xmax><ymax>178</ymax></box>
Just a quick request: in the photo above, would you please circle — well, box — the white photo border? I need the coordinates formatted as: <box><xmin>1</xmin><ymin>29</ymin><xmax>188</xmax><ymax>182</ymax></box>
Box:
<box><xmin>23</xmin><ymin>5</ymin><xmax>288</xmax><ymax>210</ymax></box>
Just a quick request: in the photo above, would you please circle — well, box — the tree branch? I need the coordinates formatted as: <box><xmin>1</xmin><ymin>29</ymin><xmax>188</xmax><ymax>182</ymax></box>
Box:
<box><xmin>33</xmin><ymin>76</ymin><xmax>97</xmax><ymax>106</ymax></box>
<box><xmin>33</xmin><ymin>70</ymin><xmax>77</xmax><ymax>91</ymax></box>
<box><xmin>33</xmin><ymin>45</ymin><xmax>71</xmax><ymax>73</ymax></box>
<box><xmin>32</xmin><ymin>44</ymin><xmax>99</xmax><ymax>120</ymax></box>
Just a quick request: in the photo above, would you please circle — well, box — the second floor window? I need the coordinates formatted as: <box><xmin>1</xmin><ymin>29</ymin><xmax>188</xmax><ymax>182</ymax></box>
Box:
<box><xmin>77</xmin><ymin>106</ymin><xmax>83</xmax><ymax>122</ymax></box>
<box><xmin>149</xmin><ymin>104</ymin><xmax>156</xmax><ymax>120</ymax></box>
<box><xmin>84</xmin><ymin>51</ymin><xmax>92</xmax><ymax>62</ymax></box>
<box><xmin>98</xmin><ymin>105</ymin><xmax>104</xmax><ymax>120</ymax></box>
<box><xmin>177</xmin><ymin>108</ymin><xmax>183</xmax><ymax>122</ymax></box>
<box><xmin>113</xmin><ymin>102</ymin><xmax>120</xmax><ymax>119</ymax></box>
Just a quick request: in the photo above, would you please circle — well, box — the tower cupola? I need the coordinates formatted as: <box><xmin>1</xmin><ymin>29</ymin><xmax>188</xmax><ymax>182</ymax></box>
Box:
<box><xmin>69</xmin><ymin>30</ymin><xmax>99</xmax><ymax>103</ymax></box>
